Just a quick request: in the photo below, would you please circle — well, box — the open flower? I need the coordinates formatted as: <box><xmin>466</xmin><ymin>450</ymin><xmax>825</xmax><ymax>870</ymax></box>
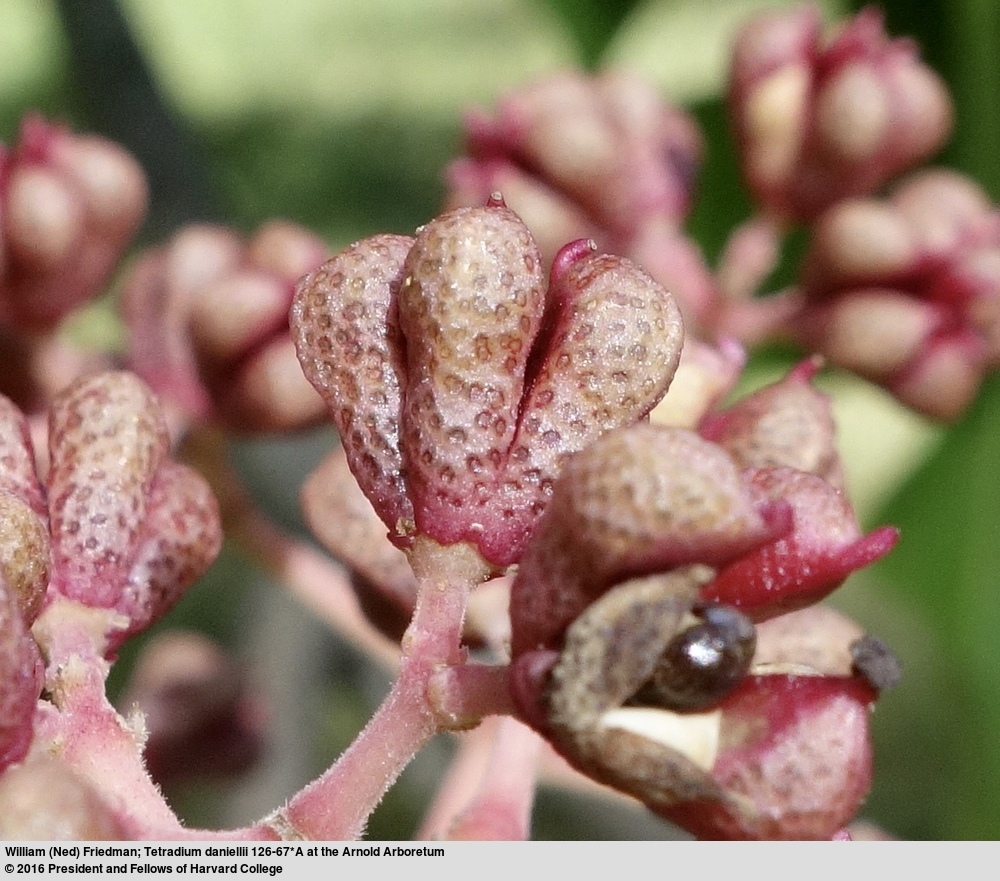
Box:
<box><xmin>729</xmin><ymin>5</ymin><xmax>952</xmax><ymax>222</ymax></box>
<box><xmin>508</xmin><ymin>360</ymin><xmax>898</xmax><ymax>839</ymax></box>
<box><xmin>291</xmin><ymin>197</ymin><xmax>684</xmax><ymax>573</ymax></box>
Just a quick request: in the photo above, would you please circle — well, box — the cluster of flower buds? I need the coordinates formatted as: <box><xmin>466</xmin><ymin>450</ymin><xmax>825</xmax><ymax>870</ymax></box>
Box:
<box><xmin>0</xmin><ymin>371</ymin><xmax>222</xmax><ymax>773</ymax></box>
<box><xmin>122</xmin><ymin>220</ymin><xmax>330</xmax><ymax>433</ymax></box>
<box><xmin>0</xmin><ymin>114</ymin><xmax>147</xmax><ymax>330</ymax></box>
<box><xmin>0</xmin><ymin>115</ymin><xmax>148</xmax><ymax>413</ymax></box>
<box><xmin>728</xmin><ymin>4</ymin><xmax>952</xmax><ymax>223</ymax></box>
<box><xmin>291</xmin><ymin>196</ymin><xmax>683</xmax><ymax>572</ymax></box>
<box><xmin>444</xmin><ymin>70</ymin><xmax>717</xmax><ymax>329</ymax></box>
<box><xmin>508</xmin><ymin>359</ymin><xmax>899</xmax><ymax>839</ymax></box>
<box><xmin>438</xmin><ymin>5</ymin><xmax>994</xmax><ymax>429</ymax></box>
<box><xmin>792</xmin><ymin>169</ymin><xmax>1000</xmax><ymax>420</ymax></box>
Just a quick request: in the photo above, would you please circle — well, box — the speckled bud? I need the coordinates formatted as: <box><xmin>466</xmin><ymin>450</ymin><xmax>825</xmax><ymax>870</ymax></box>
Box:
<box><xmin>699</xmin><ymin>357</ymin><xmax>843</xmax><ymax>487</ymax></box>
<box><xmin>509</xmin><ymin>424</ymin><xmax>790</xmax><ymax>656</ymax></box>
<box><xmin>0</xmin><ymin>493</ymin><xmax>50</xmax><ymax>625</ymax></box>
<box><xmin>292</xmin><ymin>234</ymin><xmax>415</xmax><ymax>539</ymax></box>
<box><xmin>38</xmin><ymin>371</ymin><xmax>221</xmax><ymax>647</ymax></box>
<box><xmin>0</xmin><ymin>578</ymin><xmax>42</xmax><ymax>771</ymax></box>
<box><xmin>480</xmin><ymin>242</ymin><xmax>684</xmax><ymax>565</ymax></box>
<box><xmin>0</xmin><ymin>392</ymin><xmax>49</xmax><ymax>623</ymax></box>
<box><xmin>397</xmin><ymin>205</ymin><xmax>546</xmax><ymax>547</ymax></box>
<box><xmin>300</xmin><ymin>445</ymin><xmax>416</xmax><ymax>618</ymax></box>
<box><xmin>293</xmin><ymin>202</ymin><xmax>685</xmax><ymax>569</ymax></box>
<box><xmin>112</xmin><ymin>460</ymin><xmax>222</xmax><ymax>648</ymax></box>
<box><xmin>46</xmin><ymin>372</ymin><xmax>168</xmax><ymax>608</ymax></box>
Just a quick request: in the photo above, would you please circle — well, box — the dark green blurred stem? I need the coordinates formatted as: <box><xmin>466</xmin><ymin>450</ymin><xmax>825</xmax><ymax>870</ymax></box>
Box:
<box><xmin>54</xmin><ymin>0</ymin><xmax>224</xmax><ymax>234</ymax></box>
<box><xmin>535</xmin><ymin>0</ymin><xmax>644</xmax><ymax>68</ymax></box>
<box><xmin>944</xmin><ymin>0</ymin><xmax>1000</xmax><ymax>198</ymax></box>
<box><xmin>852</xmin><ymin>0</ymin><xmax>1000</xmax><ymax>199</ymax></box>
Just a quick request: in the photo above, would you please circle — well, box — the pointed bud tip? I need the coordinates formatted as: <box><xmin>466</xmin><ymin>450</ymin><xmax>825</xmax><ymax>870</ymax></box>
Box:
<box><xmin>550</xmin><ymin>237</ymin><xmax>600</xmax><ymax>284</ymax></box>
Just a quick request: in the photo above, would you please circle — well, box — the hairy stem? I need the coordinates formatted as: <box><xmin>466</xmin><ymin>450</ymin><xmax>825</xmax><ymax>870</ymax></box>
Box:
<box><xmin>32</xmin><ymin>600</ymin><xmax>270</xmax><ymax>840</ymax></box>
<box><xmin>269</xmin><ymin>538</ymin><xmax>487</xmax><ymax>840</ymax></box>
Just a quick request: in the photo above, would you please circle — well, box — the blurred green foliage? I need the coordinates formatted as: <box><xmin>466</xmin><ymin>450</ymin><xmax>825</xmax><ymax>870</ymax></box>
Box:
<box><xmin>2</xmin><ymin>0</ymin><xmax>999</xmax><ymax>840</ymax></box>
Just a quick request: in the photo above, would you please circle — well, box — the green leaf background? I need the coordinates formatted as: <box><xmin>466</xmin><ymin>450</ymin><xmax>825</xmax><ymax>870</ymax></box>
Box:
<box><xmin>2</xmin><ymin>0</ymin><xmax>998</xmax><ymax>840</ymax></box>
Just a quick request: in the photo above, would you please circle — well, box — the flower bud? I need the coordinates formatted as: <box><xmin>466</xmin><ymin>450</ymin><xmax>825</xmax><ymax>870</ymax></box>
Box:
<box><xmin>293</xmin><ymin>200</ymin><xmax>684</xmax><ymax>571</ymax></box>
<box><xmin>699</xmin><ymin>356</ymin><xmax>843</xmax><ymax>486</ymax></box>
<box><xmin>301</xmin><ymin>445</ymin><xmax>417</xmax><ymax>624</ymax></box>
<box><xmin>122</xmin><ymin>220</ymin><xmax>329</xmax><ymax>432</ymax></box>
<box><xmin>509</xmin><ymin>424</ymin><xmax>790</xmax><ymax>656</ymax></box>
<box><xmin>47</xmin><ymin>371</ymin><xmax>169</xmax><ymax>608</ymax></box>
<box><xmin>793</xmin><ymin>169</ymin><xmax>1000</xmax><ymax>419</ymax></box>
<box><xmin>0</xmin><ymin>113</ymin><xmax>147</xmax><ymax>330</ymax></box>
<box><xmin>1</xmin><ymin>374</ymin><xmax>221</xmax><ymax>654</ymax></box>
<box><xmin>445</xmin><ymin>71</ymin><xmax>717</xmax><ymax>327</ymax></box>
<box><xmin>0</xmin><ymin>392</ymin><xmax>49</xmax><ymax>623</ymax></box>
<box><xmin>0</xmin><ymin>577</ymin><xmax>42</xmax><ymax>771</ymax></box>
<box><xmin>729</xmin><ymin>6</ymin><xmax>952</xmax><ymax>222</ymax></box>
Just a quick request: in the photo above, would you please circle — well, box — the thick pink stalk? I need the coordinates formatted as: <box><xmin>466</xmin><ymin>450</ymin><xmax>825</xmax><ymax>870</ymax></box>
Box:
<box><xmin>272</xmin><ymin>538</ymin><xmax>486</xmax><ymax>840</ymax></box>
<box><xmin>31</xmin><ymin>601</ymin><xmax>270</xmax><ymax>840</ymax></box>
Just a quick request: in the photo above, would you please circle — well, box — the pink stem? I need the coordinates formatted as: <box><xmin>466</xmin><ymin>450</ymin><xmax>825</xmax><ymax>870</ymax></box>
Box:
<box><xmin>425</xmin><ymin>717</ymin><xmax>543</xmax><ymax>840</ymax></box>
<box><xmin>427</xmin><ymin>661</ymin><xmax>519</xmax><ymax>725</ymax></box>
<box><xmin>33</xmin><ymin>603</ymin><xmax>270</xmax><ymax>840</ymax></box>
<box><xmin>414</xmin><ymin>722</ymin><xmax>500</xmax><ymax>840</ymax></box>
<box><xmin>270</xmin><ymin>538</ymin><xmax>482</xmax><ymax>840</ymax></box>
